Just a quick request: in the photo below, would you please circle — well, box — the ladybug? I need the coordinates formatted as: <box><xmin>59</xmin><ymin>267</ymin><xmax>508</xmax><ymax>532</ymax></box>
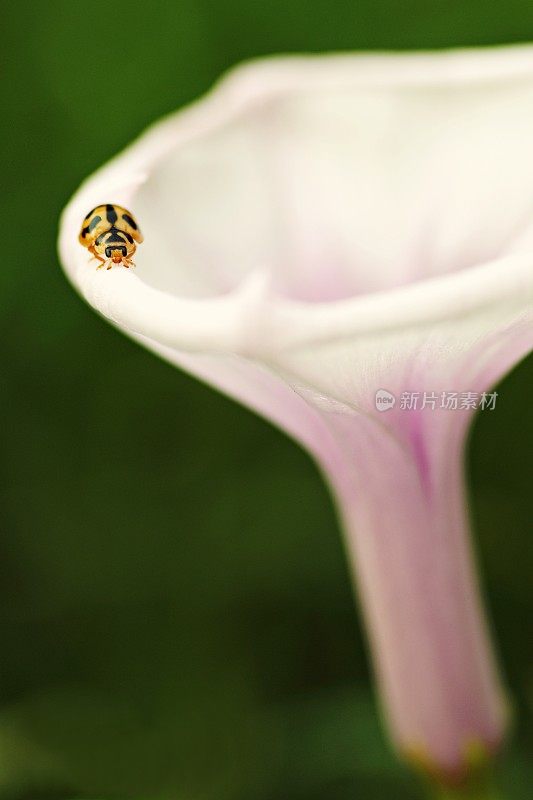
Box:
<box><xmin>79</xmin><ymin>204</ymin><xmax>143</xmax><ymax>270</ymax></box>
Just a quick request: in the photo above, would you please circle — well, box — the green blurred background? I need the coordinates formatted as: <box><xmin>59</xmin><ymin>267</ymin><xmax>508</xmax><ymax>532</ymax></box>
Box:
<box><xmin>1</xmin><ymin>1</ymin><xmax>532</xmax><ymax>798</ymax></box>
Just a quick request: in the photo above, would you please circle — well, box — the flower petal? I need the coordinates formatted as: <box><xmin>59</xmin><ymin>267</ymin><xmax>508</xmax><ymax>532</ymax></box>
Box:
<box><xmin>60</xmin><ymin>44</ymin><xmax>533</xmax><ymax>783</ymax></box>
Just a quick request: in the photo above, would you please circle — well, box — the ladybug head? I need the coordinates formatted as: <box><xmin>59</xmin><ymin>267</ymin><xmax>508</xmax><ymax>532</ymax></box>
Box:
<box><xmin>105</xmin><ymin>245</ymin><xmax>127</xmax><ymax>263</ymax></box>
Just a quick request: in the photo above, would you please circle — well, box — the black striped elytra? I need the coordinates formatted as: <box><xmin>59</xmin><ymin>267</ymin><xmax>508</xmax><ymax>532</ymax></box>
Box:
<box><xmin>79</xmin><ymin>204</ymin><xmax>143</xmax><ymax>270</ymax></box>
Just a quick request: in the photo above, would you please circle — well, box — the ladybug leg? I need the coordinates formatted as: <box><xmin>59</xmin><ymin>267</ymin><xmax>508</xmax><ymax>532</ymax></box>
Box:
<box><xmin>123</xmin><ymin>246</ymin><xmax>136</xmax><ymax>269</ymax></box>
<box><xmin>89</xmin><ymin>245</ymin><xmax>107</xmax><ymax>270</ymax></box>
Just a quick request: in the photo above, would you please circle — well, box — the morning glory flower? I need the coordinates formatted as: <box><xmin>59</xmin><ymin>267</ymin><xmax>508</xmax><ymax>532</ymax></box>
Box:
<box><xmin>59</xmin><ymin>45</ymin><xmax>533</xmax><ymax>789</ymax></box>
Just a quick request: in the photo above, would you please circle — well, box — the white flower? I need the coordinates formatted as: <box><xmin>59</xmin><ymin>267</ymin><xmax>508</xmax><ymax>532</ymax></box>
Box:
<box><xmin>59</xmin><ymin>45</ymin><xmax>533</xmax><ymax>786</ymax></box>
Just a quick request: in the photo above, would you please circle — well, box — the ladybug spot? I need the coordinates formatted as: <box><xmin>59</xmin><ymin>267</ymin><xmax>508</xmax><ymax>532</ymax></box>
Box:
<box><xmin>122</xmin><ymin>213</ymin><xmax>137</xmax><ymax>230</ymax></box>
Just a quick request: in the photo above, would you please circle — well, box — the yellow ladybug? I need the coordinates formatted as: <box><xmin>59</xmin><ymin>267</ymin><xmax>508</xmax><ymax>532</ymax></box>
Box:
<box><xmin>78</xmin><ymin>204</ymin><xmax>143</xmax><ymax>270</ymax></box>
